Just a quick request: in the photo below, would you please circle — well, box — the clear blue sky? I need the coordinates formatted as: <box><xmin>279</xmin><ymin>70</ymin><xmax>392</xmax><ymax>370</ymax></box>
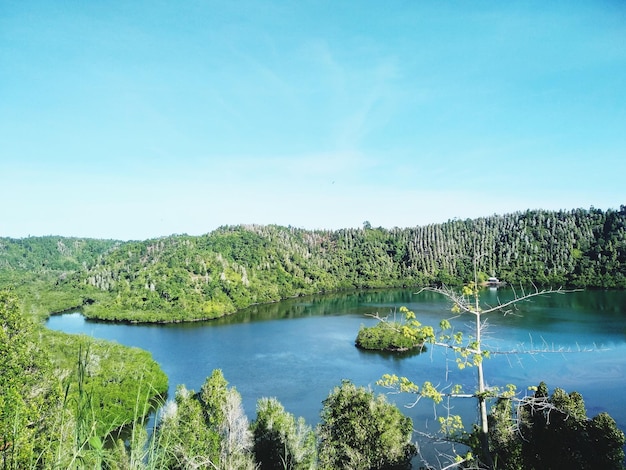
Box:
<box><xmin>1</xmin><ymin>1</ymin><xmax>625</xmax><ymax>240</ymax></box>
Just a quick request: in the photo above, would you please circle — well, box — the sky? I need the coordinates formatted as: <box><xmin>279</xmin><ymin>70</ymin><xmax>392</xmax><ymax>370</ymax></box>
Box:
<box><xmin>1</xmin><ymin>1</ymin><xmax>625</xmax><ymax>240</ymax></box>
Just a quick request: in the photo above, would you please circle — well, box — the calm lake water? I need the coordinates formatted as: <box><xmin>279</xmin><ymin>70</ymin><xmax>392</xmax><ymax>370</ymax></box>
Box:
<box><xmin>47</xmin><ymin>288</ymin><xmax>626</xmax><ymax>448</ymax></box>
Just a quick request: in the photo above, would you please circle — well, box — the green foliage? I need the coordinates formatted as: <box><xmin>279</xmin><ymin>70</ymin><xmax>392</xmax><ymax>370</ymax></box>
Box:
<box><xmin>470</xmin><ymin>382</ymin><xmax>626</xmax><ymax>470</ymax></box>
<box><xmin>43</xmin><ymin>330</ymin><xmax>168</xmax><ymax>438</ymax></box>
<box><xmin>74</xmin><ymin>206</ymin><xmax>626</xmax><ymax>322</ymax></box>
<box><xmin>153</xmin><ymin>370</ymin><xmax>255</xmax><ymax>469</ymax></box>
<box><xmin>252</xmin><ymin>397</ymin><xmax>316</xmax><ymax>470</ymax></box>
<box><xmin>377</xmin><ymin>374</ymin><xmax>444</xmax><ymax>405</ymax></box>
<box><xmin>0</xmin><ymin>290</ymin><xmax>64</xmax><ymax>469</ymax></box>
<box><xmin>0</xmin><ymin>236</ymin><xmax>120</xmax><ymax>320</ymax></box>
<box><xmin>0</xmin><ymin>236</ymin><xmax>119</xmax><ymax>272</ymax></box>
<box><xmin>355</xmin><ymin>321</ymin><xmax>424</xmax><ymax>352</ymax></box>
<box><xmin>3</xmin><ymin>206</ymin><xmax>626</xmax><ymax>322</ymax></box>
<box><xmin>156</xmin><ymin>385</ymin><xmax>222</xmax><ymax>468</ymax></box>
<box><xmin>200</xmin><ymin>369</ymin><xmax>230</xmax><ymax>432</ymax></box>
<box><xmin>0</xmin><ymin>289</ymin><xmax>170</xmax><ymax>468</ymax></box>
<box><xmin>317</xmin><ymin>380</ymin><xmax>416</xmax><ymax>470</ymax></box>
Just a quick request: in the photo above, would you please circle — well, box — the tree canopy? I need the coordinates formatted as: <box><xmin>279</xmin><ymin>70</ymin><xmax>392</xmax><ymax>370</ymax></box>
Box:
<box><xmin>317</xmin><ymin>380</ymin><xmax>416</xmax><ymax>470</ymax></box>
<box><xmin>474</xmin><ymin>381</ymin><xmax>626</xmax><ymax>470</ymax></box>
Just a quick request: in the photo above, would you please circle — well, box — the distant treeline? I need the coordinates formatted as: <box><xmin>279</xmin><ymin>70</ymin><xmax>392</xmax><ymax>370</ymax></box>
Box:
<box><xmin>1</xmin><ymin>206</ymin><xmax>625</xmax><ymax>322</ymax></box>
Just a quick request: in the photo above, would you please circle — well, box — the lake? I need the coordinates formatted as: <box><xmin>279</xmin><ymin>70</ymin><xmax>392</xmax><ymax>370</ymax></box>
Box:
<box><xmin>46</xmin><ymin>287</ymin><xmax>626</xmax><ymax>454</ymax></box>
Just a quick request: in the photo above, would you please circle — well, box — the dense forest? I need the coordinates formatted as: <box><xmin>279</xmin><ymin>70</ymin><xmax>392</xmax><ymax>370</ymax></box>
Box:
<box><xmin>0</xmin><ymin>237</ymin><xmax>121</xmax><ymax>319</ymax></box>
<box><xmin>1</xmin><ymin>206</ymin><xmax>625</xmax><ymax>322</ymax></box>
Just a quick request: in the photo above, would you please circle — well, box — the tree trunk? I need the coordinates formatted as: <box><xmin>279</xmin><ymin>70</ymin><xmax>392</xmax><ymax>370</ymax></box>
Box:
<box><xmin>476</xmin><ymin>311</ymin><xmax>494</xmax><ymax>469</ymax></box>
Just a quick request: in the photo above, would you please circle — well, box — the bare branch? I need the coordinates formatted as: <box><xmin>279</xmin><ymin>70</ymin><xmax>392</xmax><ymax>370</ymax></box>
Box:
<box><xmin>417</xmin><ymin>285</ymin><xmax>581</xmax><ymax>317</ymax></box>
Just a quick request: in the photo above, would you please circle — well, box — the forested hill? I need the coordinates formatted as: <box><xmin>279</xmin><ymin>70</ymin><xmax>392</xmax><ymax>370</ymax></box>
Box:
<box><xmin>57</xmin><ymin>206</ymin><xmax>626</xmax><ymax>322</ymax></box>
<box><xmin>0</xmin><ymin>236</ymin><xmax>120</xmax><ymax>272</ymax></box>
<box><xmin>0</xmin><ymin>237</ymin><xmax>122</xmax><ymax>316</ymax></box>
<box><xmin>1</xmin><ymin>207</ymin><xmax>624</xmax><ymax>321</ymax></box>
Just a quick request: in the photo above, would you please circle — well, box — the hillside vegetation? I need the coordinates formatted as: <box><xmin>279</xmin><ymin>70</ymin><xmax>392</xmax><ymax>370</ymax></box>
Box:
<box><xmin>1</xmin><ymin>206</ymin><xmax>625</xmax><ymax>322</ymax></box>
<box><xmin>0</xmin><ymin>237</ymin><xmax>120</xmax><ymax>318</ymax></box>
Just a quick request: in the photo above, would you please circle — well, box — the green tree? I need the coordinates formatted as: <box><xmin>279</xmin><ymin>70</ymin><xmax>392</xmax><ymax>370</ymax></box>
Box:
<box><xmin>474</xmin><ymin>382</ymin><xmax>625</xmax><ymax>470</ymax></box>
<box><xmin>154</xmin><ymin>384</ymin><xmax>221</xmax><ymax>468</ymax></box>
<box><xmin>153</xmin><ymin>370</ymin><xmax>255</xmax><ymax>469</ymax></box>
<box><xmin>0</xmin><ymin>290</ymin><xmax>63</xmax><ymax>468</ymax></box>
<box><xmin>252</xmin><ymin>397</ymin><xmax>316</xmax><ymax>470</ymax></box>
<box><xmin>200</xmin><ymin>369</ymin><xmax>229</xmax><ymax>432</ymax></box>
<box><xmin>317</xmin><ymin>380</ymin><xmax>416</xmax><ymax>470</ymax></box>
<box><xmin>355</xmin><ymin>313</ymin><xmax>426</xmax><ymax>352</ymax></box>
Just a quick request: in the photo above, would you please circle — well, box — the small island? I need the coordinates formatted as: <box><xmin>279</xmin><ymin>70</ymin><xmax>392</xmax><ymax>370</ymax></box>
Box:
<box><xmin>355</xmin><ymin>320</ymin><xmax>424</xmax><ymax>352</ymax></box>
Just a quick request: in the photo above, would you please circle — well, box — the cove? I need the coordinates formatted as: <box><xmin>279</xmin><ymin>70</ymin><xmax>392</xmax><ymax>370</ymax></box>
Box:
<box><xmin>46</xmin><ymin>288</ymin><xmax>626</xmax><ymax>437</ymax></box>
